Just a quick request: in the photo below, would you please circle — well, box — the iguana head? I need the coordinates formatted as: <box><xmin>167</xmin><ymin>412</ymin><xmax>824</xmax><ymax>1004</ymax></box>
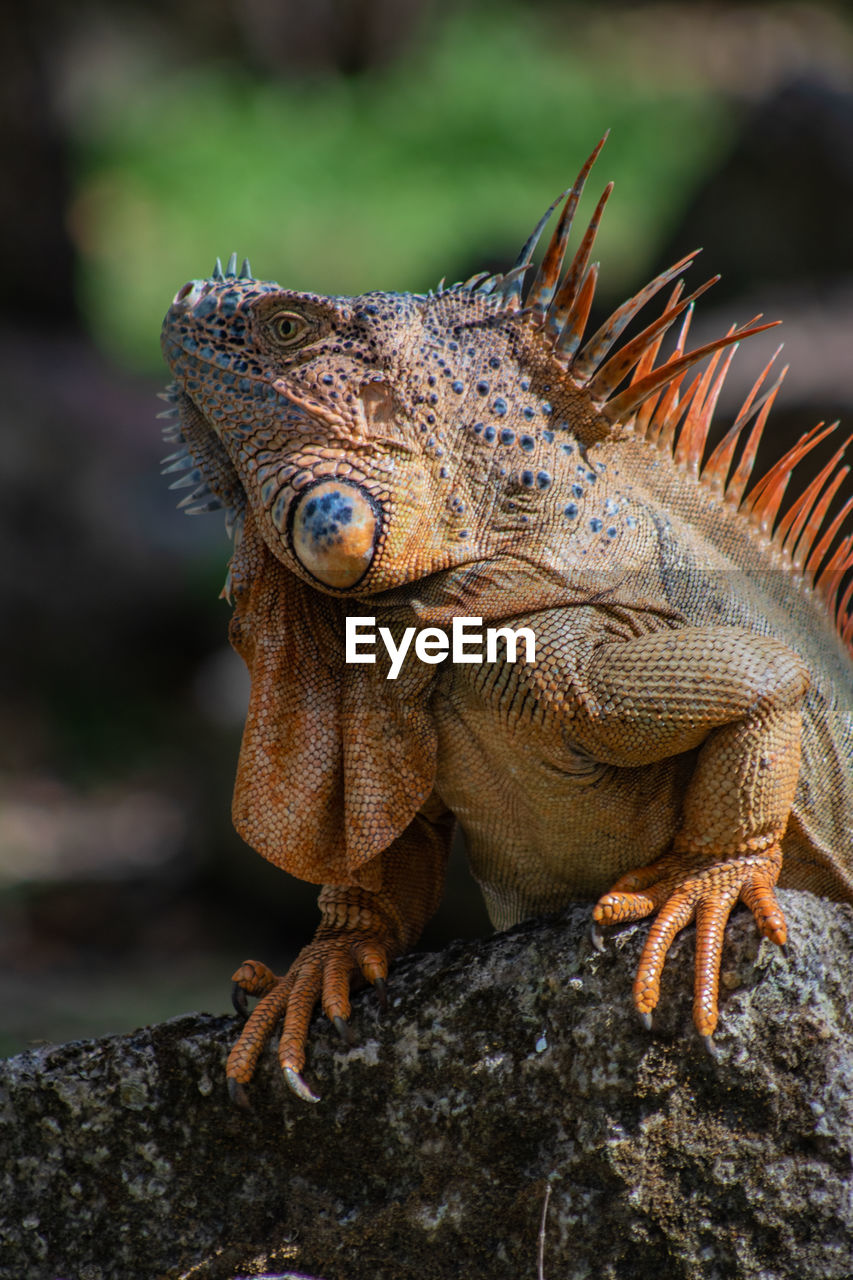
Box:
<box><xmin>160</xmin><ymin>139</ymin><xmax>773</xmax><ymax>599</ymax></box>
<box><xmin>161</xmin><ymin>270</ymin><xmax>549</xmax><ymax>594</ymax></box>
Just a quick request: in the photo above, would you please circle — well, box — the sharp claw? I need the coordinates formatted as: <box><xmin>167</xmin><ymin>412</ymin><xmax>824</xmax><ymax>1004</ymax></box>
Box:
<box><xmin>227</xmin><ymin>1076</ymin><xmax>252</xmax><ymax>1110</ymax></box>
<box><xmin>590</xmin><ymin>919</ymin><xmax>606</xmax><ymax>952</ymax></box>
<box><xmin>231</xmin><ymin>982</ymin><xmax>250</xmax><ymax>1020</ymax></box>
<box><xmin>283</xmin><ymin>1066</ymin><xmax>321</xmax><ymax>1104</ymax></box>
<box><xmin>373</xmin><ymin>976</ymin><xmax>388</xmax><ymax>1011</ymax></box>
<box><xmin>333</xmin><ymin>1015</ymin><xmax>357</xmax><ymax>1046</ymax></box>
<box><xmin>639</xmin><ymin>1010</ymin><xmax>653</xmax><ymax>1031</ymax></box>
<box><xmin>702</xmin><ymin>1034</ymin><xmax>720</xmax><ymax>1060</ymax></box>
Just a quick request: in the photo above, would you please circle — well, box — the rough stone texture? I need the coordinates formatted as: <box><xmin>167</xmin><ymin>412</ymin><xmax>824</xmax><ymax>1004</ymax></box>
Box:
<box><xmin>2</xmin><ymin>891</ymin><xmax>852</xmax><ymax>1280</ymax></box>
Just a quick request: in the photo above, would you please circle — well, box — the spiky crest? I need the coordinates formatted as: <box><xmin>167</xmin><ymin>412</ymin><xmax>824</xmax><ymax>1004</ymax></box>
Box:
<box><xmin>466</xmin><ymin>138</ymin><xmax>852</xmax><ymax>654</ymax></box>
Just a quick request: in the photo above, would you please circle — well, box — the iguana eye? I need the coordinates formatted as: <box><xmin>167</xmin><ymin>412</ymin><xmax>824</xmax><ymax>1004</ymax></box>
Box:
<box><xmin>271</xmin><ymin>311</ymin><xmax>310</xmax><ymax>346</ymax></box>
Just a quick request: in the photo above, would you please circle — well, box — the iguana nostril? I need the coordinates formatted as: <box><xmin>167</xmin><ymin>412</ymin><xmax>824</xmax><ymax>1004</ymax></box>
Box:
<box><xmin>289</xmin><ymin>480</ymin><xmax>380</xmax><ymax>589</ymax></box>
<box><xmin>172</xmin><ymin>280</ymin><xmax>206</xmax><ymax>308</ymax></box>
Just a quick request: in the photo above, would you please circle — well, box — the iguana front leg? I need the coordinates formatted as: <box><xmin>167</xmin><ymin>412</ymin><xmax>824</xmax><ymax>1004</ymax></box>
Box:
<box><xmin>227</xmin><ymin>801</ymin><xmax>452</xmax><ymax>1104</ymax></box>
<box><xmin>562</xmin><ymin>624</ymin><xmax>809</xmax><ymax>1043</ymax></box>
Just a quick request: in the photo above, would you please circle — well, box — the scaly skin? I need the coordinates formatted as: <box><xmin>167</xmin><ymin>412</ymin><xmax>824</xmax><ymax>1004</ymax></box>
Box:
<box><xmin>160</xmin><ymin>145</ymin><xmax>853</xmax><ymax>1102</ymax></box>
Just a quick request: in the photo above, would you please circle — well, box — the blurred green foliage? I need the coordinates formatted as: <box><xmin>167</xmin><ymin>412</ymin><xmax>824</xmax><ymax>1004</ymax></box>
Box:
<box><xmin>69</xmin><ymin>6</ymin><xmax>731</xmax><ymax>373</ymax></box>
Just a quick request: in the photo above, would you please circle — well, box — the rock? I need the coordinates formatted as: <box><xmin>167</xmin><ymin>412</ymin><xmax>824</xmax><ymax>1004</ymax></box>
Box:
<box><xmin>2</xmin><ymin>891</ymin><xmax>852</xmax><ymax>1280</ymax></box>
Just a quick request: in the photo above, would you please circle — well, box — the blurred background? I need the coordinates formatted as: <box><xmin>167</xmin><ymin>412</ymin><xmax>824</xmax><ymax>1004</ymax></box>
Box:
<box><xmin>2</xmin><ymin>0</ymin><xmax>852</xmax><ymax>1054</ymax></box>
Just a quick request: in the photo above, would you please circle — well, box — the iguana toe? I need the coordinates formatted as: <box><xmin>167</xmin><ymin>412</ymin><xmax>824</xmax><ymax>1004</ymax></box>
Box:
<box><xmin>225</xmin><ymin>930</ymin><xmax>392</xmax><ymax>1105</ymax></box>
<box><xmin>594</xmin><ymin>845</ymin><xmax>787</xmax><ymax>1041</ymax></box>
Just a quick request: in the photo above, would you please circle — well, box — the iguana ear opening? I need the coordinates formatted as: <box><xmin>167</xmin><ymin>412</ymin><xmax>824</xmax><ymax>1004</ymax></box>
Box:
<box><xmin>228</xmin><ymin>511</ymin><xmax>436</xmax><ymax>888</ymax></box>
<box><xmin>289</xmin><ymin>479</ymin><xmax>381</xmax><ymax>589</ymax></box>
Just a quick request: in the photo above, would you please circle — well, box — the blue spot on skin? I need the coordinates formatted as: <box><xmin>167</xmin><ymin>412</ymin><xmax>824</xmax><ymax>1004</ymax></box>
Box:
<box><xmin>607</xmin><ymin>526</ymin><xmax>618</xmax><ymax>538</ymax></box>
<box><xmin>536</xmin><ymin>471</ymin><xmax>551</xmax><ymax>490</ymax></box>
<box><xmin>542</xmin><ymin>429</ymin><xmax>554</xmax><ymax>443</ymax></box>
<box><xmin>521</xmin><ymin>470</ymin><xmax>534</xmax><ymax>487</ymax></box>
<box><xmin>477</xmin><ymin>381</ymin><xmax>489</xmax><ymax>395</ymax></box>
<box><xmin>321</xmin><ymin>374</ymin><xmax>334</xmax><ymax>385</ymax></box>
<box><xmin>500</xmin><ymin>428</ymin><xmax>515</xmax><ymax>445</ymax></box>
<box><xmin>452</xmin><ymin>380</ymin><xmax>464</xmax><ymax>393</ymax></box>
<box><xmin>564</xmin><ymin>503</ymin><xmax>578</xmax><ymax>518</ymax></box>
<box><xmin>520</xmin><ymin>435</ymin><xmax>535</xmax><ymax>452</ymax></box>
<box><xmin>590</xmin><ymin>517</ymin><xmax>603</xmax><ymax>533</ymax></box>
<box><xmin>541</xmin><ymin>401</ymin><xmax>552</xmax><ymax>415</ymax></box>
<box><xmin>484</xmin><ymin>425</ymin><xmax>496</xmax><ymax>442</ymax></box>
<box><xmin>493</xmin><ymin>397</ymin><xmax>508</xmax><ymax>416</ymax></box>
<box><xmin>626</xmin><ymin>515</ymin><xmax>638</xmax><ymax>528</ymax></box>
<box><xmin>301</xmin><ymin>490</ymin><xmax>354</xmax><ymax>549</ymax></box>
<box><xmin>489</xmin><ymin>357</ymin><xmax>501</xmax><ymax>369</ymax></box>
<box><xmin>520</xmin><ymin>379</ymin><xmax>530</xmax><ymax>391</ymax></box>
<box><xmin>473</xmin><ymin>422</ymin><xmax>483</xmax><ymax>434</ymax></box>
<box><xmin>572</xmin><ymin>483</ymin><xmax>584</xmax><ymax>499</ymax></box>
<box><xmin>561</xmin><ymin>442</ymin><xmax>574</xmax><ymax>455</ymax></box>
<box><xmin>193</xmin><ymin>296</ymin><xmax>218</xmax><ymax>318</ymax></box>
<box><xmin>523</xmin><ymin>407</ymin><xmax>535</xmax><ymax>420</ymax></box>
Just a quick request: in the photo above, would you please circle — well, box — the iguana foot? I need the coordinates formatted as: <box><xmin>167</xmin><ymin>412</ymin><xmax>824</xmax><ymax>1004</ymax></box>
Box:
<box><xmin>226</xmin><ymin>930</ymin><xmax>391</xmax><ymax>1105</ymax></box>
<box><xmin>592</xmin><ymin>844</ymin><xmax>786</xmax><ymax>1039</ymax></box>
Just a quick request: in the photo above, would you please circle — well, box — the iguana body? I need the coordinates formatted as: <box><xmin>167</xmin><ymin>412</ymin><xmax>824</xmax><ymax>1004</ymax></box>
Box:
<box><xmin>160</xmin><ymin>140</ymin><xmax>853</xmax><ymax>1103</ymax></box>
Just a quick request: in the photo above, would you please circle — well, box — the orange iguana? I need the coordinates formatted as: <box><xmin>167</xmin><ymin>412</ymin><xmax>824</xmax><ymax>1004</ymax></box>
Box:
<box><xmin>160</xmin><ymin>139</ymin><xmax>853</xmax><ymax>1105</ymax></box>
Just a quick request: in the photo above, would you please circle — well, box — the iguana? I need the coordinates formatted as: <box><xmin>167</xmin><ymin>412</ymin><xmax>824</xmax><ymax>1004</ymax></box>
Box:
<box><xmin>160</xmin><ymin>138</ymin><xmax>853</xmax><ymax>1105</ymax></box>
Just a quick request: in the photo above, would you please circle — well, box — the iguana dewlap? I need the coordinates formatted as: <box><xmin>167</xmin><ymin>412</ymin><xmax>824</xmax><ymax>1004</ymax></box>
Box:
<box><xmin>160</xmin><ymin>139</ymin><xmax>853</xmax><ymax>1104</ymax></box>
